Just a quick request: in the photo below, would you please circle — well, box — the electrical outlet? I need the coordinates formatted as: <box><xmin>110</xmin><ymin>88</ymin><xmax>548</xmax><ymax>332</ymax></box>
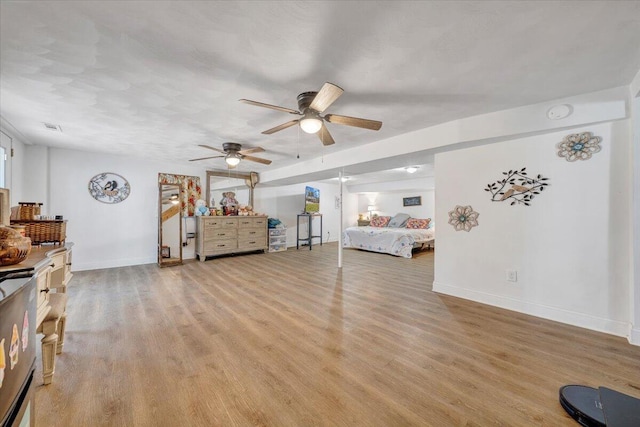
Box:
<box><xmin>506</xmin><ymin>270</ymin><xmax>518</xmax><ymax>282</ymax></box>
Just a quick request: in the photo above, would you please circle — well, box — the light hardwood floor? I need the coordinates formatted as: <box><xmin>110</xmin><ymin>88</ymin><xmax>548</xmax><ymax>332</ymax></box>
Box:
<box><xmin>36</xmin><ymin>243</ymin><xmax>640</xmax><ymax>426</ymax></box>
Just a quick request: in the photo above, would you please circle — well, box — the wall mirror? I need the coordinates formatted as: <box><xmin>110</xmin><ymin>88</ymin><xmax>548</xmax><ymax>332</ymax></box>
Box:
<box><xmin>158</xmin><ymin>183</ymin><xmax>183</xmax><ymax>267</ymax></box>
<box><xmin>206</xmin><ymin>170</ymin><xmax>259</xmax><ymax>211</ymax></box>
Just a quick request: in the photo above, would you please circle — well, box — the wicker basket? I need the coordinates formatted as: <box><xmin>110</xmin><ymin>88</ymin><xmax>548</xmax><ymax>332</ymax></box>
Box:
<box><xmin>9</xmin><ymin>220</ymin><xmax>66</xmax><ymax>245</ymax></box>
<box><xmin>18</xmin><ymin>202</ymin><xmax>43</xmax><ymax>220</ymax></box>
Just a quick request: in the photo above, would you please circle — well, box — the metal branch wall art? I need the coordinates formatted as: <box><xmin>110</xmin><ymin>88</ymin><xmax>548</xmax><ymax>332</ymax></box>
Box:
<box><xmin>557</xmin><ymin>132</ymin><xmax>601</xmax><ymax>162</ymax></box>
<box><xmin>485</xmin><ymin>168</ymin><xmax>549</xmax><ymax>206</ymax></box>
<box><xmin>448</xmin><ymin>205</ymin><xmax>479</xmax><ymax>232</ymax></box>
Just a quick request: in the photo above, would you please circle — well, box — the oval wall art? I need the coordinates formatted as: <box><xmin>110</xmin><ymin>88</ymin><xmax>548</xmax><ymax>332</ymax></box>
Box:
<box><xmin>88</xmin><ymin>172</ymin><xmax>131</xmax><ymax>204</ymax></box>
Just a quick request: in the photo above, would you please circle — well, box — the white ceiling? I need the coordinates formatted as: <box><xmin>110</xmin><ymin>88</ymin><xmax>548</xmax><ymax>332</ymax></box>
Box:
<box><xmin>1</xmin><ymin>1</ymin><xmax>639</xmax><ymax>179</ymax></box>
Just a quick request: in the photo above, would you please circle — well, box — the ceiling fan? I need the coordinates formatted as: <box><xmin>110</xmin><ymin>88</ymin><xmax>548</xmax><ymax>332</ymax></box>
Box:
<box><xmin>189</xmin><ymin>143</ymin><xmax>272</xmax><ymax>168</ymax></box>
<box><xmin>240</xmin><ymin>82</ymin><xmax>382</xmax><ymax>146</ymax></box>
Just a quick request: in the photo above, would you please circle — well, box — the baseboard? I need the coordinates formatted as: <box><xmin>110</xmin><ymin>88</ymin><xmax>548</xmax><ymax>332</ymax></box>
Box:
<box><xmin>74</xmin><ymin>256</ymin><xmax>157</xmax><ymax>271</ymax></box>
<box><xmin>433</xmin><ymin>281</ymin><xmax>630</xmax><ymax>338</ymax></box>
<box><xmin>630</xmin><ymin>326</ymin><xmax>640</xmax><ymax>346</ymax></box>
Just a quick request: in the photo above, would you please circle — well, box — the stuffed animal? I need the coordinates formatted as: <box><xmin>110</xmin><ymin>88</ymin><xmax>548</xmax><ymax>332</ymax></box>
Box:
<box><xmin>194</xmin><ymin>199</ymin><xmax>210</xmax><ymax>216</ymax></box>
<box><xmin>220</xmin><ymin>192</ymin><xmax>238</xmax><ymax>207</ymax></box>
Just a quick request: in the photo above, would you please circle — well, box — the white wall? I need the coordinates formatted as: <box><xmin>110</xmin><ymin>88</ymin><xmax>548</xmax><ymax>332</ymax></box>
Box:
<box><xmin>0</xmin><ymin>124</ymin><xmax>27</xmax><ymax>205</ymax></box>
<box><xmin>42</xmin><ymin>148</ymin><xmax>206</xmax><ymax>270</ymax></box>
<box><xmin>255</xmin><ymin>181</ymin><xmax>357</xmax><ymax>247</ymax></box>
<box><xmin>357</xmin><ymin>190</ymin><xmax>434</xmax><ymax>222</ymax></box>
<box><xmin>434</xmin><ymin>121</ymin><xmax>632</xmax><ymax>337</ymax></box>
<box><xmin>22</xmin><ymin>145</ymin><xmax>48</xmax><ymax>210</ymax></box>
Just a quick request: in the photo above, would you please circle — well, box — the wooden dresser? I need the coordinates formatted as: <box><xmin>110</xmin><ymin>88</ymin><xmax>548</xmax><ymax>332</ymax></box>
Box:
<box><xmin>196</xmin><ymin>216</ymin><xmax>267</xmax><ymax>261</ymax></box>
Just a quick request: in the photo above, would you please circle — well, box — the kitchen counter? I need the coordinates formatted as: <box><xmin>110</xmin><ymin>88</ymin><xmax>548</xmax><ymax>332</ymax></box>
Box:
<box><xmin>0</xmin><ymin>243</ymin><xmax>73</xmax><ymax>280</ymax></box>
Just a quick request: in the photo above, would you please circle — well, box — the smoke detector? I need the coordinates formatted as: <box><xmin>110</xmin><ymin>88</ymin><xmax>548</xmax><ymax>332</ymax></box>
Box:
<box><xmin>546</xmin><ymin>104</ymin><xmax>573</xmax><ymax>120</ymax></box>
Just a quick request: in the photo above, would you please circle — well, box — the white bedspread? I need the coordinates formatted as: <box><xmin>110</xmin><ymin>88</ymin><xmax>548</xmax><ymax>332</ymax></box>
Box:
<box><xmin>342</xmin><ymin>226</ymin><xmax>435</xmax><ymax>258</ymax></box>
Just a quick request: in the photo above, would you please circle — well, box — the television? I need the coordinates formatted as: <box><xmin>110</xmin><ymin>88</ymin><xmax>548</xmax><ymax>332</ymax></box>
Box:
<box><xmin>304</xmin><ymin>186</ymin><xmax>320</xmax><ymax>213</ymax></box>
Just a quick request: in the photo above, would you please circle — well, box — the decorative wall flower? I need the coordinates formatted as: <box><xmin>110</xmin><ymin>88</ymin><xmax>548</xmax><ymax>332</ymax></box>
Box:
<box><xmin>557</xmin><ymin>132</ymin><xmax>601</xmax><ymax>162</ymax></box>
<box><xmin>448</xmin><ymin>205</ymin><xmax>479</xmax><ymax>232</ymax></box>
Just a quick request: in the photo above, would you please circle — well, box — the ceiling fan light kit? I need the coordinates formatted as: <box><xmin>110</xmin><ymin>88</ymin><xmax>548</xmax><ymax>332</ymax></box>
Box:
<box><xmin>299</xmin><ymin>114</ymin><xmax>323</xmax><ymax>134</ymax></box>
<box><xmin>225</xmin><ymin>154</ymin><xmax>241</xmax><ymax>167</ymax></box>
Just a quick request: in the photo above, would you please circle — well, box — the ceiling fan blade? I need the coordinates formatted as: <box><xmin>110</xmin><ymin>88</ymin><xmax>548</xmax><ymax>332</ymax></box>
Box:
<box><xmin>198</xmin><ymin>144</ymin><xmax>226</xmax><ymax>154</ymax></box>
<box><xmin>324</xmin><ymin>114</ymin><xmax>382</xmax><ymax>131</ymax></box>
<box><xmin>189</xmin><ymin>155</ymin><xmax>225</xmax><ymax>161</ymax></box>
<box><xmin>238</xmin><ymin>146</ymin><xmax>265</xmax><ymax>155</ymax></box>
<box><xmin>262</xmin><ymin>119</ymin><xmax>299</xmax><ymax>135</ymax></box>
<box><xmin>318</xmin><ymin>124</ymin><xmax>335</xmax><ymax>146</ymax></box>
<box><xmin>242</xmin><ymin>155</ymin><xmax>272</xmax><ymax>165</ymax></box>
<box><xmin>239</xmin><ymin>99</ymin><xmax>300</xmax><ymax>115</ymax></box>
<box><xmin>309</xmin><ymin>82</ymin><xmax>344</xmax><ymax>113</ymax></box>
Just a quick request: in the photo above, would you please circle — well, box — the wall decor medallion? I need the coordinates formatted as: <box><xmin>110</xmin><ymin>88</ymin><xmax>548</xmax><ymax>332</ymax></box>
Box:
<box><xmin>557</xmin><ymin>132</ymin><xmax>601</xmax><ymax>162</ymax></box>
<box><xmin>485</xmin><ymin>167</ymin><xmax>549</xmax><ymax>206</ymax></box>
<box><xmin>448</xmin><ymin>205</ymin><xmax>479</xmax><ymax>232</ymax></box>
<box><xmin>88</xmin><ymin>172</ymin><xmax>131</xmax><ymax>204</ymax></box>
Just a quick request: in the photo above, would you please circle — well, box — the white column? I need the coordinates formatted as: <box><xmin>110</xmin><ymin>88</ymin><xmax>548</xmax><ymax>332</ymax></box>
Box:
<box><xmin>338</xmin><ymin>170</ymin><xmax>343</xmax><ymax>268</ymax></box>
<box><xmin>631</xmin><ymin>92</ymin><xmax>640</xmax><ymax>345</ymax></box>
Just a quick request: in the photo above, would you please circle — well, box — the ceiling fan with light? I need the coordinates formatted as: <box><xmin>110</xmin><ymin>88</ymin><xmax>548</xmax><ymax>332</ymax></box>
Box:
<box><xmin>189</xmin><ymin>143</ymin><xmax>272</xmax><ymax>168</ymax></box>
<box><xmin>240</xmin><ymin>82</ymin><xmax>382</xmax><ymax>146</ymax></box>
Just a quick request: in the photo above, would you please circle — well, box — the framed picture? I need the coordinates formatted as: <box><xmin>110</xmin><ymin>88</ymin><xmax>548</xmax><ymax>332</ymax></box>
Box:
<box><xmin>403</xmin><ymin>196</ymin><xmax>421</xmax><ymax>207</ymax></box>
<box><xmin>161</xmin><ymin>246</ymin><xmax>171</xmax><ymax>258</ymax></box>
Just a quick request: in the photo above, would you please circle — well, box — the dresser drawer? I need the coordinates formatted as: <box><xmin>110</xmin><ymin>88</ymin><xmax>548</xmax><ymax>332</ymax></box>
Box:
<box><xmin>238</xmin><ymin>228</ymin><xmax>265</xmax><ymax>240</ymax></box>
<box><xmin>49</xmin><ymin>252</ymin><xmax>65</xmax><ymax>273</ymax></box>
<box><xmin>238</xmin><ymin>217</ymin><xmax>267</xmax><ymax>228</ymax></box>
<box><xmin>202</xmin><ymin>217</ymin><xmax>237</xmax><ymax>229</ymax></box>
<box><xmin>203</xmin><ymin>239</ymin><xmax>237</xmax><ymax>252</ymax></box>
<box><xmin>205</xmin><ymin>228</ymin><xmax>238</xmax><ymax>240</ymax></box>
<box><xmin>237</xmin><ymin>238</ymin><xmax>266</xmax><ymax>250</ymax></box>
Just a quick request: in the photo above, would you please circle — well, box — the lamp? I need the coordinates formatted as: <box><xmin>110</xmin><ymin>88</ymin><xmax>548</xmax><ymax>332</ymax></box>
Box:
<box><xmin>367</xmin><ymin>204</ymin><xmax>376</xmax><ymax>219</ymax></box>
<box><xmin>299</xmin><ymin>111</ymin><xmax>323</xmax><ymax>134</ymax></box>
<box><xmin>225</xmin><ymin>153</ymin><xmax>241</xmax><ymax>167</ymax></box>
<box><xmin>405</xmin><ymin>166</ymin><xmax>419</xmax><ymax>174</ymax></box>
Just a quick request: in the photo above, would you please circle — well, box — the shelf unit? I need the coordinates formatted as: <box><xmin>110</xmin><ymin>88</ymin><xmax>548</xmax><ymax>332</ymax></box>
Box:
<box><xmin>268</xmin><ymin>227</ymin><xmax>287</xmax><ymax>253</ymax></box>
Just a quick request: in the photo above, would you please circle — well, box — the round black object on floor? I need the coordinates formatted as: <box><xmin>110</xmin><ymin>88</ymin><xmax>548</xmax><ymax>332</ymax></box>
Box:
<box><xmin>559</xmin><ymin>385</ymin><xmax>605</xmax><ymax>427</ymax></box>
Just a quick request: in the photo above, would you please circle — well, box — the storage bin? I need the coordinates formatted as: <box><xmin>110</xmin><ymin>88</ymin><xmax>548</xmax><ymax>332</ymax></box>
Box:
<box><xmin>18</xmin><ymin>202</ymin><xmax>43</xmax><ymax>220</ymax></box>
<box><xmin>9</xmin><ymin>220</ymin><xmax>67</xmax><ymax>245</ymax></box>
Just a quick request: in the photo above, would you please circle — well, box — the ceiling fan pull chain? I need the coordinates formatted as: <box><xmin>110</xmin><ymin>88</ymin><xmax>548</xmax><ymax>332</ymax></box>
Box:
<box><xmin>297</xmin><ymin>124</ymin><xmax>300</xmax><ymax>159</ymax></box>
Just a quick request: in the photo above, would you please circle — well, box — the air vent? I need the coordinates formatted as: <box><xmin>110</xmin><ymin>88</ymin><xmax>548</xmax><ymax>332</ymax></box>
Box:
<box><xmin>43</xmin><ymin>122</ymin><xmax>62</xmax><ymax>132</ymax></box>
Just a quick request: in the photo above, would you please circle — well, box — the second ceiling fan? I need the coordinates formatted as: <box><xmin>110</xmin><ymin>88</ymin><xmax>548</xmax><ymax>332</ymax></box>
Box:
<box><xmin>189</xmin><ymin>143</ymin><xmax>272</xmax><ymax>168</ymax></box>
<box><xmin>240</xmin><ymin>82</ymin><xmax>382</xmax><ymax>146</ymax></box>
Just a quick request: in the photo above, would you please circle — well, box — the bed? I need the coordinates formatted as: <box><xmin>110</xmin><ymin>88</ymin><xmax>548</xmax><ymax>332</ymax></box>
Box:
<box><xmin>342</xmin><ymin>224</ymin><xmax>435</xmax><ymax>259</ymax></box>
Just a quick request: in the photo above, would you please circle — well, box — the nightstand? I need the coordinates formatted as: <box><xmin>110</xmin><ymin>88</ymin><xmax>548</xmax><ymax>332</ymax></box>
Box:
<box><xmin>357</xmin><ymin>219</ymin><xmax>370</xmax><ymax>226</ymax></box>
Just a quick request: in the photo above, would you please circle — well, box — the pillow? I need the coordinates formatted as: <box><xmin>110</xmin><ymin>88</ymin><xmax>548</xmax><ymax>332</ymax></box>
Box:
<box><xmin>406</xmin><ymin>218</ymin><xmax>431</xmax><ymax>229</ymax></box>
<box><xmin>388</xmin><ymin>213</ymin><xmax>411</xmax><ymax>228</ymax></box>
<box><xmin>370</xmin><ymin>216</ymin><xmax>391</xmax><ymax>227</ymax></box>
<box><xmin>427</xmin><ymin>220</ymin><xmax>435</xmax><ymax>229</ymax></box>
